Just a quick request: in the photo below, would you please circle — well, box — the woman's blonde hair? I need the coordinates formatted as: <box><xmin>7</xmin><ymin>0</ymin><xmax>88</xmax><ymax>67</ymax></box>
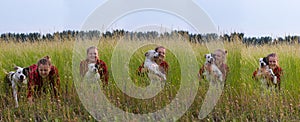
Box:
<box><xmin>214</xmin><ymin>49</ymin><xmax>227</xmax><ymax>63</ymax></box>
<box><xmin>86</xmin><ymin>46</ymin><xmax>98</xmax><ymax>55</ymax></box>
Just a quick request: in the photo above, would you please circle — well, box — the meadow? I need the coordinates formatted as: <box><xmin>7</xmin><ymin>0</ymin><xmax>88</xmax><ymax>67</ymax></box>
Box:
<box><xmin>0</xmin><ymin>35</ymin><xmax>300</xmax><ymax>121</ymax></box>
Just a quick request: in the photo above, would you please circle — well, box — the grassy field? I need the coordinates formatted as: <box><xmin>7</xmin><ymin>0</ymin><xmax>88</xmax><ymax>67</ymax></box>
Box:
<box><xmin>0</xmin><ymin>36</ymin><xmax>300</xmax><ymax>121</ymax></box>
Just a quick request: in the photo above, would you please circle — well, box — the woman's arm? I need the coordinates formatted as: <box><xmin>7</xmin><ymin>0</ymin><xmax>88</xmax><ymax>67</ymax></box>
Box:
<box><xmin>27</xmin><ymin>64</ymin><xmax>38</xmax><ymax>103</ymax></box>
<box><xmin>98</xmin><ymin>60</ymin><xmax>109</xmax><ymax>85</ymax></box>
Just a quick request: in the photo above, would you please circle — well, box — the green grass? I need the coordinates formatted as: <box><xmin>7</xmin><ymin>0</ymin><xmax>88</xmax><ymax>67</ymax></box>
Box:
<box><xmin>0</xmin><ymin>37</ymin><xmax>300</xmax><ymax>121</ymax></box>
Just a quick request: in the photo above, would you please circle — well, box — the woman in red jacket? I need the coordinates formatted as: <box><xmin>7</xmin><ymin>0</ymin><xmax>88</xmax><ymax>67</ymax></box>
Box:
<box><xmin>198</xmin><ymin>49</ymin><xmax>229</xmax><ymax>82</ymax></box>
<box><xmin>137</xmin><ymin>46</ymin><xmax>169</xmax><ymax>76</ymax></box>
<box><xmin>253</xmin><ymin>53</ymin><xmax>283</xmax><ymax>90</ymax></box>
<box><xmin>80</xmin><ymin>46</ymin><xmax>109</xmax><ymax>85</ymax></box>
<box><xmin>27</xmin><ymin>56</ymin><xmax>60</xmax><ymax>103</ymax></box>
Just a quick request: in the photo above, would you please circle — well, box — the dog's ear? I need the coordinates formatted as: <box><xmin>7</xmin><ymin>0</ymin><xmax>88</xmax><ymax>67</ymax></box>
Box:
<box><xmin>145</xmin><ymin>52</ymin><xmax>149</xmax><ymax>57</ymax></box>
<box><xmin>263</xmin><ymin>57</ymin><xmax>269</xmax><ymax>65</ymax></box>
<box><xmin>14</xmin><ymin>66</ymin><xmax>20</xmax><ymax>70</ymax></box>
<box><xmin>23</xmin><ymin>67</ymin><xmax>29</xmax><ymax>76</ymax></box>
<box><xmin>204</xmin><ymin>54</ymin><xmax>207</xmax><ymax>58</ymax></box>
<box><xmin>3</xmin><ymin>69</ymin><xmax>9</xmax><ymax>75</ymax></box>
<box><xmin>211</xmin><ymin>53</ymin><xmax>216</xmax><ymax>57</ymax></box>
<box><xmin>95</xmin><ymin>64</ymin><xmax>99</xmax><ymax>69</ymax></box>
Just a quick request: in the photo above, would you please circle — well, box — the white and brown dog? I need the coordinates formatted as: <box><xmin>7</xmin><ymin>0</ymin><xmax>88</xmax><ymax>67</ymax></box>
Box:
<box><xmin>203</xmin><ymin>53</ymin><xmax>223</xmax><ymax>82</ymax></box>
<box><xmin>4</xmin><ymin>66</ymin><xmax>29</xmax><ymax>108</ymax></box>
<box><xmin>144</xmin><ymin>50</ymin><xmax>166</xmax><ymax>81</ymax></box>
<box><xmin>84</xmin><ymin>63</ymin><xmax>101</xmax><ymax>82</ymax></box>
<box><xmin>255</xmin><ymin>57</ymin><xmax>277</xmax><ymax>89</ymax></box>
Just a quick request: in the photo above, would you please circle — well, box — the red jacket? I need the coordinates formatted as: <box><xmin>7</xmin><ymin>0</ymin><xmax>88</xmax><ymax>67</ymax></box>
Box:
<box><xmin>80</xmin><ymin>58</ymin><xmax>109</xmax><ymax>85</ymax></box>
<box><xmin>27</xmin><ymin>64</ymin><xmax>60</xmax><ymax>99</ymax></box>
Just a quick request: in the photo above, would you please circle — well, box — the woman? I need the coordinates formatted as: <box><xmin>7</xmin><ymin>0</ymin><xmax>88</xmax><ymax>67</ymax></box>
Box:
<box><xmin>253</xmin><ymin>53</ymin><xmax>283</xmax><ymax>90</ymax></box>
<box><xmin>137</xmin><ymin>46</ymin><xmax>169</xmax><ymax>76</ymax></box>
<box><xmin>80</xmin><ymin>46</ymin><xmax>109</xmax><ymax>85</ymax></box>
<box><xmin>199</xmin><ymin>49</ymin><xmax>229</xmax><ymax>82</ymax></box>
<box><xmin>27</xmin><ymin>56</ymin><xmax>60</xmax><ymax>103</ymax></box>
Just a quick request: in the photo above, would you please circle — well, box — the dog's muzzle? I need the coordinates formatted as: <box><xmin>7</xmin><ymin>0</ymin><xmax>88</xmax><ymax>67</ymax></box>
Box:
<box><xmin>93</xmin><ymin>69</ymin><xmax>98</xmax><ymax>73</ymax></box>
<box><xmin>260</xmin><ymin>62</ymin><xmax>266</xmax><ymax>67</ymax></box>
<box><xmin>19</xmin><ymin>75</ymin><xmax>26</xmax><ymax>82</ymax></box>
<box><xmin>208</xmin><ymin>58</ymin><xmax>214</xmax><ymax>64</ymax></box>
<box><xmin>153</xmin><ymin>53</ymin><xmax>160</xmax><ymax>59</ymax></box>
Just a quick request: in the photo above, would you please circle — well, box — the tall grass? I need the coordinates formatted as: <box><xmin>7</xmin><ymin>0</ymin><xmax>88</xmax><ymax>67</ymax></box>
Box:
<box><xmin>0</xmin><ymin>38</ymin><xmax>299</xmax><ymax>121</ymax></box>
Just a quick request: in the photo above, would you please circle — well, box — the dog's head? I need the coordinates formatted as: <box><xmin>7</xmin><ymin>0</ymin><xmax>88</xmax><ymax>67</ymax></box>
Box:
<box><xmin>145</xmin><ymin>50</ymin><xmax>159</xmax><ymax>61</ymax></box>
<box><xmin>205</xmin><ymin>53</ymin><xmax>216</xmax><ymax>64</ymax></box>
<box><xmin>259</xmin><ymin>57</ymin><xmax>269</xmax><ymax>68</ymax></box>
<box><xmin>88</xmin><ymin>63</ymin><xmax>99</xmax><ymax>74</ymax></box>
<box><xmin>13</xmin><ymin>66</ymin><xmax>29</xmax><ymax>82</ymax></box>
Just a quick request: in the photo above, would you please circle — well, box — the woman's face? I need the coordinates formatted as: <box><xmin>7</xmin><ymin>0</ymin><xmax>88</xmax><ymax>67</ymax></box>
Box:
<box><xmin>268</xmin><ymin>56</ymin><xmax>278</xmax><ymax>69</ymax></box>
<box><xmin>214</xmin><ymin>51</ymin><xmax>224</xmax><ymax>64</ymax></box>
<box><xmin>156</xmin><ymin>47</ymin><xmax>166</xmax><ymax>60</ymax></box>
<box><xmin>38</xmin><ymin>64</ymin><xmax>51</xmax><ymax>78</ymax></box>
<box><xmin>87</xmin><ymin>48</ymin><xmax>98</xmax><ymax>63</ymax></box>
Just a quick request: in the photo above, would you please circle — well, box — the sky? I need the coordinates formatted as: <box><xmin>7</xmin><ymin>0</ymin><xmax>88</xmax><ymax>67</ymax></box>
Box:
<box><xmin>1</xmin><ymin>0</ymin><xmax>300</xmax><ymax>38</ymax></box>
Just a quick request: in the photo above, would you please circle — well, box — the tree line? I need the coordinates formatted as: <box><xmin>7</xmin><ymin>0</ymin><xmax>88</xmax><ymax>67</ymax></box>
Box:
<box><xmin>1</xmin><ymin>30</ymin><xmax>299</xmax><ymax>45</ymax></box>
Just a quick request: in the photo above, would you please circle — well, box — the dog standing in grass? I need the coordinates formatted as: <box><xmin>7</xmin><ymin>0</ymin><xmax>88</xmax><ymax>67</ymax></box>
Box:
<box><xmin>4</xmin><ymin>66</ymin><xmax>29</xmax><ymax>108</ymax></box>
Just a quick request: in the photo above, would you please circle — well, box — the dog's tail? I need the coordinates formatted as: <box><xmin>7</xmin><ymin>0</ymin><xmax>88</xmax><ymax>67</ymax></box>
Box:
<box><xmin>3</xmin><ymin>69</ymin><xmax>9</xmax><ymax>75</ymax></box>
<box><xmin>2</xmin><ymin>69</ymin><xmax>11</xmax><ymax>98</ymax></box>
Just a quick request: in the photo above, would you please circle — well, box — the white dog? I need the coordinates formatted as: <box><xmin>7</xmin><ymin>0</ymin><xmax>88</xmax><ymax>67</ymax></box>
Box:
<box><xmin>84</xmin><ymin>63</ymin><xmax>101</xmax><ymax>82</ymax></box>
<box><xmin>144</xmin><ymin>50</ymin><xmax>166</xmax><ymax>81</ymax></box>
<box><xmin>4</xmin><ymin>66</ymin><xmax>29</xmax><ymax>108</ymax></box>
<box><xmin>256</xmin><ymin>57</ymin><xmax>277</xmax><ymax>88</ymax></box>
<box><xmin>203</xmin><ymin>53</ymin><xmax>223</xmax><ymax>82</ymax></box>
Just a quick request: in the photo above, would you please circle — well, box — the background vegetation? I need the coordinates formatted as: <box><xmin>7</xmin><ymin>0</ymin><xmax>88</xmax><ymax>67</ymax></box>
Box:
<box><xmin>0</xmin><ymin>31</ymin><xmax>299</xmax><ymax>121</ymax></box>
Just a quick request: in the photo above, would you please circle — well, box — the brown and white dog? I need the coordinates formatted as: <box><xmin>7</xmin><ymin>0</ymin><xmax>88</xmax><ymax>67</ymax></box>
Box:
<box><xmin>255</xmin><ymin>57</ymin><xmax>277</xmax><ymax>89</ymax></box>
<box><xmin>203</xmin><ymin>53</ymin><xmax>223</xmax><ymax>83</ymax></box>
<box><xmin>4</xmin><ymin>66</ymin><xmax>29</xmax><ymax>108</ymax></box>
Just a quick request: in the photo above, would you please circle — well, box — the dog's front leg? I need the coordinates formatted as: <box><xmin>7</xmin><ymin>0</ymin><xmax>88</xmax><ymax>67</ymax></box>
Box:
<box><xmin>268</xmin><ymin>69</ymin><xmax>275</xmax><ymax>75</ymax></box>
<box><xmin>160</xmin><ymin>73</ymin><xmax>166</xmax><ymax>81</ymax></box>
<box><xmin>213</xmin><ymin>66</ymin><xmax>223</xmax><ymax>82</ymax></box>
<box><xmin>273</xmin><ymin>76</ymin><xmax>277</xmax><ymax>84</ymax></box>
<box><xmin>12</xmin><ymin>81</ymin><xmax>19</xmax><ymax>108</ymax></box>
<box><xmin>216</xmin><ymin>70</ymin><xmax>223</xmax><ymax>82</ymax></box>
<box><xmin>268</xmin><ymin>69</ymin><xmax>277</xmax><ymax>84</ymax></box>
<box><xmin>149</xmin><ymin>65</ymin><xmax>166</xmax><ymax>81</ymax></box>
<box><xmin>155</xmin><ymin>70</ymin><xmax>166</xmax><ymax>81</ymax></box>
<box><xmin>156</xmin><ymin>71</ymin><xmax>166</xmax><ymax>81</ymax></box>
